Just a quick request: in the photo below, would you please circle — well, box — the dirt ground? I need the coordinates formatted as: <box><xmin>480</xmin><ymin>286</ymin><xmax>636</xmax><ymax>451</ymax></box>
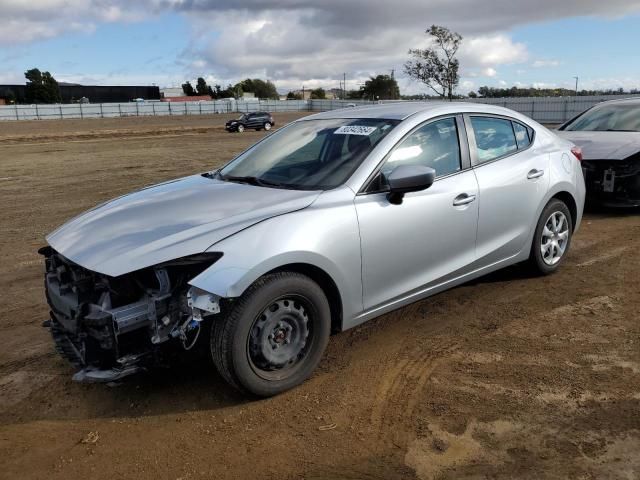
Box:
<box><xmin>0</xmin><ymin>113</ymin><xmax>639</xmax><ymax>480</ymax></box>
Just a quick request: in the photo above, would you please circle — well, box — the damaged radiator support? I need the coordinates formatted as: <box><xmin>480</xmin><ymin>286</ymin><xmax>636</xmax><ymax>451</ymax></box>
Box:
<box><xmin>41</xmin><ymin>248</ymin><xmax>223</xmax><ymax>383</ymax></box>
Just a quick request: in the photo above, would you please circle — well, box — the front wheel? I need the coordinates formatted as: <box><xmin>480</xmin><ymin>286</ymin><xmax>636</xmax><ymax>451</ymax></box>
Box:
<box><xmin>529</xmin><ymin>199</ymin><xmax>573</xmax><ymax>275</ymax></box>
<box><xmin>263</xmin><ymin>122</ymin><xmax>272</xmax><ymax>131</ymax></box>
<box><xmin>237</xmin><ymin>124</ymin><xmax>245</xmax><ymax>133</ymax></box>
<box><xmin>211</xmin><ymin>272</ymin><xmax>331</xmax><ymax>397</ymax></box>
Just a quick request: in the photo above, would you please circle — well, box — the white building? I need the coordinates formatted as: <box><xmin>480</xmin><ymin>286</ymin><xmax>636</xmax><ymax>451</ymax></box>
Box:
<box><xmin>161</xmin><ymin>87</ymin><xmax>186</xmax><ymax>98</ymax></box>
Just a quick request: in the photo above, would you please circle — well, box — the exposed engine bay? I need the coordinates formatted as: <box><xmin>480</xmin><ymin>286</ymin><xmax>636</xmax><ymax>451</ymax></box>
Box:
<box><xmin>581</xmin><ymin>156</ymin><xmax>640</xmax><ymax>206</ymax></box>
<box><xmin>40</xmin><ymin>247</ymin><xmax>223</xmax><ymax>382</ymax></box>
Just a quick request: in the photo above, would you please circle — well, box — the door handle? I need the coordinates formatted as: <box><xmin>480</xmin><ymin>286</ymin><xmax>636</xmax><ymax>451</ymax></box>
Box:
<box><xmin>527</xmin><ymin>169</ymin><xmax>544</xmax><ymax>179</ymax></box>
<box><xmin>453</xmin><ymin>193</ymin><xmax>476</xmax><ymax>206</ymax></box>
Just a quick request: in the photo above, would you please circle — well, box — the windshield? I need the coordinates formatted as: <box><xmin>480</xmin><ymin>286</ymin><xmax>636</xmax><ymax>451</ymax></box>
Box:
<box><xmin>219</xmin><ymin>118</ymin><xmax>400</xmax><ymax>190</ymax></box>
<box><xmin>563</xmin><ymin>103</ymin><xmax>640</xmax><ymax>132</ymax></box>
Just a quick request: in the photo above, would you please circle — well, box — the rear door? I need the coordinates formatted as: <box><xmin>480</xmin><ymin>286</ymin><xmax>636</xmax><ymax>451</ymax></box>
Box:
<box><xmin>465</xmin><ymin>115</ymin><xmax>550</xmax><ymax>264</ymax></box>
<box><xmin>246</xmin><ymin>113</ymin><xmax>257</xmax><ymax>128</ymax></box>
<box><xmin>254</xmin><ymin>113</ymin><xmax>266</xmax><ymax>128</ymax></box>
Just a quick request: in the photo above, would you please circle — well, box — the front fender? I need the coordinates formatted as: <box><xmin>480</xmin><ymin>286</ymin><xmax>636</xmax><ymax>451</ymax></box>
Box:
<box><xmin>189</xmin><ymin>250</ymin><xmax>348</xmax><ymax>299</ymax></box>
<box><xmin>187</xmin><ymin>187</ymin><xmax>364</xmax><ymax>326</ymax></box>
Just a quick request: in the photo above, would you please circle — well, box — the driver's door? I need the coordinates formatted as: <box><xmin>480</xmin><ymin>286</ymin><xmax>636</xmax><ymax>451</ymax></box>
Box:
<box><xmin>354</xmin><ymin>116</ymin><xmax>479</xmax><ymax>311</ymax></box>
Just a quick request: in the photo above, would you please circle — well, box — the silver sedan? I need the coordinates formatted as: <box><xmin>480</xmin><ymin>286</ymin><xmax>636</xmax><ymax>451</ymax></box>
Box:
<box><xmin>41</xmin><ymin>102</ymin><xmax>586</xmax><ymax>396</ymax></box>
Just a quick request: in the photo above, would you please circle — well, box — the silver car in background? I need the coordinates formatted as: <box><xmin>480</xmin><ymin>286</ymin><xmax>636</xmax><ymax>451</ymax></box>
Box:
<box><xmin>41</xmin><ymin>102</ymin><xmax>585</xmax><ymax>396</ymax></box>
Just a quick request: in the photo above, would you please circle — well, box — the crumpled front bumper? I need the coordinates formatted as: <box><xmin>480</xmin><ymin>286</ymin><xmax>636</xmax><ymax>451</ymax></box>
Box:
<box><xmin>582</xmin><ymin>159</ymin><xmax>640</xmax><ymax>207</ymax></box>
<box><xmin>41</xmin><ymin>247</ymin><xmax>153</xmax><ymax>382</ymax></box>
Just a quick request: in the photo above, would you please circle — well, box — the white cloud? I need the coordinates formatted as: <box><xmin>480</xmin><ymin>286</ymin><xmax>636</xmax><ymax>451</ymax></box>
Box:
<box><xmin>532</xmin><ymin>59</ymin><xmax>561</xmax><ymax>68</ymax></box>
<box><xmin>0</xmin><ymin>0</ymin><xmax>156</xmax><ymax>45</ymax></box>
<box><xmin>575</xmin><ymin>77</ymin><xmax>640</xmax><ymax>91</ymax></box>
<box><xmin>460</xmin><ymin>79</ymin><xmax>475</xmax><ymax>91</ymax></box>
<box><xmin>460</xmin><ymin>34</ymin><xmax>528</xmax><ymax>67</ymax></box>
<box><xmin>1</xmin><ymin>0</ymin><xmax>640</xmax><ymax>93</ymax></box>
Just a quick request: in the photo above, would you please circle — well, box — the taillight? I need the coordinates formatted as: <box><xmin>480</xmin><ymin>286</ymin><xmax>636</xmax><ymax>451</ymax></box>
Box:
<box><xmin>571</xmin><ymin>146</ymin><xmax>583</xmax><ymax>161</ymax></box>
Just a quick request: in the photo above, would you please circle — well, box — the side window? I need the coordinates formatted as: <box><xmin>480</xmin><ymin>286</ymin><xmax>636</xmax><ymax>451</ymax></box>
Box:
<box><xmin>381</xmin><ymin>117</ymin><xmax>461</xmax><ymax>178</ymax></box>
<box><xmin>512</xmin><ymin>121</ymin><xmax>531</xmax><ymax>149</ymax></box>
<box><xmin>470</xmin><ymin>117</ymin><xmax>517</xmax><ymax>163</ymax></box>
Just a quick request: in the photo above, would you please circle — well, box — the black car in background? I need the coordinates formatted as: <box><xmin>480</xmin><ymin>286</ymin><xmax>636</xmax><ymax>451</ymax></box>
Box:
<box><xmin>226</xmin><ymin>112</ymin><xmax>275</xmax><ymax>133</ymax></box>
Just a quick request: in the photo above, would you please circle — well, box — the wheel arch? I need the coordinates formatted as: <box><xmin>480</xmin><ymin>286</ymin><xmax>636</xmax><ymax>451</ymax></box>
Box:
<box><xmin>550</xmin><ymin>190</ymin><xmax>578</xmax><ymax>231</ymax></box>
<box><xmin>266</xmin><ymin>263</ymin><xmax>343</xmax><ymax>334</ymax></box>
<box><xmin>189</xmin><ymin>254</ymin><xmax>349</xmax><ymax>333</ymax></box>
<box><xmin>520</xmin><ymin>185</ymin><xmax>581</xmax><ymax>264</ymax></box>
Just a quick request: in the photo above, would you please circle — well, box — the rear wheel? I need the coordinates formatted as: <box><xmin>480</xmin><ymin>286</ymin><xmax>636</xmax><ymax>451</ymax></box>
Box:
<box><xmin>529</xmin><ymin>199</ymin><xmax>573</xmax><ymax>275</ymax></box>
<box><xmin>211</xmin><ymin>272</ymin><xmax>331</xmax><ymax>397</ymax></box>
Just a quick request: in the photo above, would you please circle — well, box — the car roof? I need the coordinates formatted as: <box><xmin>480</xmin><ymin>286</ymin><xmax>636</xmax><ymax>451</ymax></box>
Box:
<box><xmin>303</xmin><ymin>101</ymin><xmax>532</xmax><ymax>121</ymax></box>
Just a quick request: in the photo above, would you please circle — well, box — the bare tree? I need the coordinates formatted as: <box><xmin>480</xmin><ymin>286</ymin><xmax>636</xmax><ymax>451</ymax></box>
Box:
<box><xmin>404</xmin><ymin>25</ymin><xmax>462</xmax><ymax>100</ymax></box>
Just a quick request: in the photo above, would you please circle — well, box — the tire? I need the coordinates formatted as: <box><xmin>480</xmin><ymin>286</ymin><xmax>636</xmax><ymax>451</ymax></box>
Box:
<box><xmin>529</xmin><ymin>199</ymin><xmax>573</xmax><ymax>275</ymax></box>
<box><xmin>264</xmin><ymin>122</ymin><xmax>272</xmax><ymax>131</ymax></box>
<box><xmin>237</xmin><ymin>124</ymin><xmax>245</xmax><ymax>133</ymax></box>
<box><xmin>211</xmin><ymin>272</ymin><xmax>331</xmax><ymax>397</ymax></box>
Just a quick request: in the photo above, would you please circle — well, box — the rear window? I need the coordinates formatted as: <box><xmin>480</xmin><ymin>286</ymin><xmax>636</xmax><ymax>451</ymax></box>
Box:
<box><xmin>513</xmin><ymin>122</ymin><xmax>531</xmax><ymax>149</ymax></box>
<box><xmin>471</xmin><ymin>117</ymin><xmax>517</xmax><ymax>163</ymax></box>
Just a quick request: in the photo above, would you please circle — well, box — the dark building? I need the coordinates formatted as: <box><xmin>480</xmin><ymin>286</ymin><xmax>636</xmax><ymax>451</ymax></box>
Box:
<box><xmin>0</xmin><ymin>84</ymin><xmax>160</xmax><ymax>104</ymax></box>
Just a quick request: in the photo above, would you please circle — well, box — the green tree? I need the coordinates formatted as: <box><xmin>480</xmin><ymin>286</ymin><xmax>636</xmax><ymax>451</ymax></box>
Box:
<box><xmin>182</xmin><ymin>81</ymin><xmax>195</xmax><ymax>96</ymax></box>
<box><xmin>4</xmin><ymin>90</ymin><xmax>16</xmax><ymax>104</ymax></box>
<box><xmin>234</xmin><ymin>78</ymin><xmax>279</xmax><ymax>99</ymax></box>
<box><xmin>362</xmin><ymin>74</ymin><xmax>400</xmax><ymax>100</ymax></box>
<box><xmin>310</xmin><ymin>88</ymin><xmax>326</xmax><ymax>99</ymax></box>
<box><xmin>286</xmin><ymin>91</ymin><xmax>302</xmax><ymax>100</ymax></box>
<box><xmin>209</xmin><ymin>84</ymin><xmax>223</xmax><ymax>99</ymax></box>
<box><xmin>218</xmin><ymin>84</ymin><xmax>235</xmax><ymax>98</ymax></box>
<box><xmin>196</xmin><ymin>77</ymin><xmax>209</xmax><ymax>96</ymax></box>
<box><xmin>468</xmin><ymin>91</ymin><xmax>478</xmax><ymax>98</ymax></box>
<box><xmin>24</xmin><ymin>68</ymin><xmax>61</xmax><ymax>104</ymax></box>
<box><xmin>404</xmin><ymin>25</ymin><xmax>462</xmax><ymax>100</ymax></box>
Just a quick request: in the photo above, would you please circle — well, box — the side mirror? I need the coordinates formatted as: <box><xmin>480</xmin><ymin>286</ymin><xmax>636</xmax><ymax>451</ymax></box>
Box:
<box><xmin>386</xmin><ymin>165</ymin><xmax>436</xmax><ymax>204</ymax></box>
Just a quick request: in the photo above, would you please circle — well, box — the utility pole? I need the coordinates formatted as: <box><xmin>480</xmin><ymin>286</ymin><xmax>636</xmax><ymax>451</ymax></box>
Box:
<box><xmin>573</xmin><ymin>76</ymin><xmax>579</xmax><ymax>96</ymax></box>
<box><xmin>343</xmin><ymin>73</ymin><xmax>346</xmax><ymax>100</ymax></box>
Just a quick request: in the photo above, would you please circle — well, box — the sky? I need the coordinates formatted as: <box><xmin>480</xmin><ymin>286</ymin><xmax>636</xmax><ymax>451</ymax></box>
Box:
<box><xmin>1</xmin><ymin>0</ymin><xmax>640</xmax><ymax>95</ymax></box>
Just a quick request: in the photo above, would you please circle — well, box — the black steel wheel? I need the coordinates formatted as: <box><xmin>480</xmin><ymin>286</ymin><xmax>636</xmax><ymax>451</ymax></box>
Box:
<box><xmin>211</xmin><ymin>272</ymin><xmax>331</xmax><ymax>397</ymax></box>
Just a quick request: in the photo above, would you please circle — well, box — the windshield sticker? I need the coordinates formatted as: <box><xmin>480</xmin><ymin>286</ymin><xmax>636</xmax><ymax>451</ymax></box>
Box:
<box><xmin>334</xmin><ymin>125</ymin><xmax>377</xmax><ymax>136</ymax></box>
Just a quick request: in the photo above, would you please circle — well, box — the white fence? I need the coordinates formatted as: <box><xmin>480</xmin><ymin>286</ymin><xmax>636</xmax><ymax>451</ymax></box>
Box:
<box><xmin>0</xmin><ymin>99</ymin><xmax>312</xmax><ymax>121</ymax></box>
<box><xmin>464</xmin><ymin>95</ymin><xmax>637</xmax><ymax>124</ymax></box>
<box><xmin>1</xmin><ymin>94</ymin><xmax>637</xmax><ymax>124</ymax></box>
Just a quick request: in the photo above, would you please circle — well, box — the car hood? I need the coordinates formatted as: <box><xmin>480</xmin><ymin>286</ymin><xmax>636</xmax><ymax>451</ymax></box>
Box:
<box><xmin>555</xmin><ymin>130</ymin><xmax>640</xmax><ymax>160</ymax></box>
<box><xmin>47</xmin><ymin>174</ymin><xmax>320</xmax><ymax>277</ymax></box>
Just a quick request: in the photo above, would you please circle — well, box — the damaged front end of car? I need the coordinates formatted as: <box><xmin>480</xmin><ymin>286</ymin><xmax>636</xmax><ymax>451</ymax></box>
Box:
<box><xmin>582</xmin><ymin>154</ymin><xmax>640</xmax><ymax>207</ymax></box>
<box><xmin>40</xmin><ymin>246</ymin><xmax>223</xmax><ymax>383</ymax></box>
